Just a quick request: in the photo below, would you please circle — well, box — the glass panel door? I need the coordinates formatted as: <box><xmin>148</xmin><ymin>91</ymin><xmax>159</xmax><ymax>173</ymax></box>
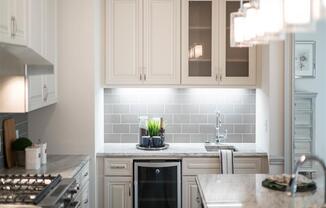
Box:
<box><xmin>225</xmin><ymin>1</ymin><xmax>249</xmax><ymax>77</ymax></box>
<box><xmin>188</xmin><ymin>1</ymin><xmax>212</xmax><ymax>77</ymax></box>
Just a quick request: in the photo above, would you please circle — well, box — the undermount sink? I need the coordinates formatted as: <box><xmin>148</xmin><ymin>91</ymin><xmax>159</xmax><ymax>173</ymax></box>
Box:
<box><xmin>204</xmin><ymin>143</ymin><xmax>237</xmax><ymax>152</ymax></box>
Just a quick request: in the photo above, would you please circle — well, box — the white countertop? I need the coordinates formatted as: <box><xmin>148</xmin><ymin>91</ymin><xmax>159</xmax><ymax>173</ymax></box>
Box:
<box><xmin>96</xmin><ymin>143</ymin><xmax>268</xmax><ymax>157</ymax></box>
<box><xmin>196</xmin><ymin>174</ymin><xmax>324</xmax><ymax>208</ymax></box>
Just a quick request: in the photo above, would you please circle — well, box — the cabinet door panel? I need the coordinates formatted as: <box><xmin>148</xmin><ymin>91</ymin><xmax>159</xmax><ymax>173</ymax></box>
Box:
<box><xmin>106</xmin><ymin>0</ymin><xmax>142</xmax><ymax>85</ymax></box>
<box><xmin>219</xmin><ymin>0</ymin><xmax>256</xmax><ymax>86</ymax></box>
<box><xmin>43</xmin><ymin>73</ymin><xmax>57</xmax><ymax>105</ymax></box>
<box><xmin>182</xmin><ymin>176</ymin><xmax>202</xmax><ymax>208</ymax></box>
<box><xmin>0</xmin><ymin>0</ymin><xmax>11</xmax><ymax>42</ymax></box>
<box><xmin>43</xmin><ymin>0</ymin><xmax>56</xmax><ymax>64</ymax></box>
<box><xmin>104</xmin><ymin>177</ymin><xmax>132</xmax><ymax>208</ymax></box>
<box><xmin>11</xmin><ymin>0</ymin><xmax>27</xmax><ymax>45</ymax></box>
<box><xmin>28</xmin><ymin>74</ymin><xmax>44</xmax><ymax>112</ymax></box>
<box><xmin>182</xmin><ymin>0</ymin><xmax>219</xmax><ymax>85</ymax></box>
<box><xmin>143</xmin><ymin>0</ymin><xmax>181</xmax><ymax>84</ymax></box>
<box><xmin>28</xmin><ymin>0</ymin><xmax>43</xmax><ymax>55</ymax></box>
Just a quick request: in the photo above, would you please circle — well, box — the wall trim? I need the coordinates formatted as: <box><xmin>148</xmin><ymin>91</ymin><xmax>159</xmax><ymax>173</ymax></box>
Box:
<box><xmin>269</xmin><ymin>156</ymin><xmax>285</xmax><ymax>166</ymax></box>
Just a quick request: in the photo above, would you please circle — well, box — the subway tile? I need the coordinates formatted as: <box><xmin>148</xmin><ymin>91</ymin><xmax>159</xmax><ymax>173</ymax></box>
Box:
<box><xmin>130</xmin><ymin>104</ymin><xmax>147</xmax><ymax>114</ymax></box>
<box><xmin>130</xmin><ymin>124</ymin><xmax>139</xmax><ymax>134</ymax></box>
<box><xmin>121</xmin><ymin>134</ymin><xmax>138</xmax><ymax>143</ymax></box>
<box><xmin>199</xmin><ymin>104</ymin><xmax>216</xmax><ymax>113</ymax></box>
<box><xmin>190</xmin><ymin>114</ymin><xmax>207</xmax><ymax>124</ymax></box>
<box><xmin>166</xmin><ymin>125</ymin><xmax>182</xmax><ymax>134</ymax></box>
<box><xmin>199</xmin><ymin>124</ymin><xmax>215</xmax><ymax>134</ymax></box>
<box><xmin>234</xmin><ymin>124</ymin><xmax>252</xmax><ymax>134</ymax></box>
<box><xmin>242</xmin><ymin>114</ymin><xmax>255</xmax><ymax>123</ymax></box>
<box><xmin>104</xmin><ymin>124</ymin><xmax>113</xmax><ymax>133</ymax></box>
<box><xmin>181</xmin><ymin>104</ymin><xmax>199</xmax><ymax>114</ymax></box>
<box><xmin>182</xmin><ymin>125</ymin><xmax>200</xmax><ymax>133</ymax></box>
<box><xmin>104</xmin><ymin>105</ymin><xmax>113</xmax><ymax>114</ymax></box>
<box><xmin>234</xmin><ymin>104</ymin><xmax>251</xmax><ymax>114</ymax></box>
<box><xmin>226</xmin><ymin>134</ymin><xmax>243</xmax><ymax>143</ymax></box>
<box><xmin>104</xmin><ymin>95</ymin><xmax>120</xmax><ymax>104</ymax></box>
<box><xmin>113</xmin><ymin>124</ymin><xmax>130</xmax><ymax>133</ymax></box>
<box><xmin>104</xmin><ymin>134</ymin><xmax>121</xmax><ymax>143</ymax></box>
<box><xmin>174</xmin><ymin>134</ymin><xmax>191</xmax><ymax>143</ymax></box>
<box><xmin>121</xmin><ymin>114</ymin><xmax>138</xmax><ymax>123</ymax></box>
<box><xmin>173</xmin><ymin>114</ymin><xmax>190</xmax><ymax>124</ymax></box>
<box><xmin>224</xmin><ymin>114</ymin><xmax>242</xmax><ymax>124</ymax></box>
<box><xmin>148</xmin><ymin>104</ymin><xmax>164</xmax><ymax>114</ymax></box>
<box><xmin>190</xmin><ymin>134</ymin><xmax>207</xmax><ymax>143</ymax></box>
<box><xmin>242</xmin><ymin>134</ymin><xmax>255</xmax><ymax>143</ymax></box>
<box><xmin>165</xmin><ymin>105</ymin><xmax>182</xmax><ymax>113</ymax></box>
<box><xmin>104</xmin><ymin>114</ymin><xmax>120</xmax><ymax>123</ymax></box>
<box><xmin>112</xmin><ymin>104</ymin><xmax>129</xmax><ymax>113</ymax></box>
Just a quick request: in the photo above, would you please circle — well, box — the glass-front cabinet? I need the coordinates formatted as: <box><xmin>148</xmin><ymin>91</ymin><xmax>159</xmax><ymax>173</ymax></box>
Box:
<box><xmin>182</xmin><ymin>0</ymin><xmax>257</xmax><ymax>86</ymax></box>
<box><xmin>182</xmin><ymin>0</ymin><xmax>219</xmax><ymax>84</ymax></box>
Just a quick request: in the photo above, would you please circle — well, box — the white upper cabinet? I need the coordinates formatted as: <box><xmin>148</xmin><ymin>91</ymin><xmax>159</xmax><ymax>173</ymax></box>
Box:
<box><xmin>0</xmin><ymin>0</ymin><xmax>57</xmax><ymax>64</ymax></box>
<box><xmin>181</xmin><ymin>0</ymin><xmax>219</xmax><ymax>85</ymax></box>
<box><xmin>105</xmin><ymin>0</ymin><xmax>181</xmax><ymax>85</ymax></box>
<box><xmin>106</xmin><ymin>0</ymin><xmax>142</xmax><ymax>85</ymax></box>
<box><xmin>143</xmin><ymin>0</ymin><xmax>180</xmax><ymax>85</ymax></box>
<box><xmin>219</xmin><ymin>0</ymin><xmax>257</xmax><ymax>86</ymax></box>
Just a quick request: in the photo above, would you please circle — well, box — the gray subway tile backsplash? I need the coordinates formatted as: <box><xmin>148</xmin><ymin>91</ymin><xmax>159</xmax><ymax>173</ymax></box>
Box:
<box><xmin>104</xmin><ymin>88</ymin><xmax>256</xmax><ymax>143</ymax></box>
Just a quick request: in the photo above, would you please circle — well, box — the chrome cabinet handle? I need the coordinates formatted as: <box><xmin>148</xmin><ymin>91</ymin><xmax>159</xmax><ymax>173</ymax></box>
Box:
<box><xmin>196</xmin><ymin>196</ymin><xmax>201</xmax><ymax>204</ymax></box>
<box><xmin>144</xmin><ymin>73</ymin><xmax>146</xmax><ymax>81</ymax></box>
<box><xmin>84</xmin><ymin>172</ymin><xmax>88</xmax><ymax>177</ymax></box>
<box><xmin>140</xmin><ymin>73</ymin><xmax>142</xmax><ymax>81</ymax></box>
<box><xmin>84</xmin><ymin>199</ymin><xmax>89</xmax><ymax>204</ymax></box>
<box><xmin>43</xmin><ymin>85</ymin><xmax>48</xmax><ymax>102</ymax></box>
<box><xmin>219</xmin><ymin>74</ymin><xmax>222</xmax><ymax>82</ymax></box>
<box><xmin>129</xmin><ymin>183</ymin><xmax>131</xmax><ymax>196</ymax></box>
<box><xmin>11</xmin><ymin>16</ymin><xmax>15</xmax><ymax>38</ymax></box>
<box><xmin>110</xmin><ymin>164</ymin><xmax>127</xmax><ymax>169</ymax></box>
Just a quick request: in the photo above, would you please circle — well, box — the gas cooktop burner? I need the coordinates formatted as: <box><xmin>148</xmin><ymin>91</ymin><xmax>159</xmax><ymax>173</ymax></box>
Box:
<box><xmin>0</xmin><ymin>174</ymin><xmax>62</xmax><ymax>205</ymax></box>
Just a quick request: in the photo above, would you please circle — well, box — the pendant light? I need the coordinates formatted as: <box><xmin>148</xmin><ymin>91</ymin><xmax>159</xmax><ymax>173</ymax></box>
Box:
<box><xmin>283</xmin><ymin>0</ymin><xmax>316</xmax><ymax>31</ymax></box>
<box><xmin>230</xmin><ymin>0</ymin><xmax>252</xmax><ymax>47</ymax></box>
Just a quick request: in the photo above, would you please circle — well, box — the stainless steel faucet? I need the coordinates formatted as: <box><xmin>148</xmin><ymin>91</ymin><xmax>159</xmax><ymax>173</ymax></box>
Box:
<box><xmin>288</xmin><ymin>155</ymin><xmax>326</xmax><ymax>206</ymax></box>
<box><xmin>215</xmin><ymin>112</ymin><xmax>228</xmax><ymax>143</ymax></box>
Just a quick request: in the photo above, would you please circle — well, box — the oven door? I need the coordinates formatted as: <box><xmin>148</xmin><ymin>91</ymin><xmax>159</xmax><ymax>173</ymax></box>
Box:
<box><xmin>134</xmin><ymin>161</ymin><xmax>181</xmax><ymax>208</ymax></box>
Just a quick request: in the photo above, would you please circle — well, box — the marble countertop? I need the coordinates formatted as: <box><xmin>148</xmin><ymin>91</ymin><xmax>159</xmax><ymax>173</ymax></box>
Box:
<box><xmin>196</xmin><ymin>174</ymin><xmax>324</xmax><ymax>208</ymax></box>
<box><xmin>0</xmin><ymin>154</ymin><xmax>90</xmax><ymax>178</ymax></box>
<box><xmin>97</xmin><ymin>143</ymin><xmax>268</xmax><ymax>157</ymax></box>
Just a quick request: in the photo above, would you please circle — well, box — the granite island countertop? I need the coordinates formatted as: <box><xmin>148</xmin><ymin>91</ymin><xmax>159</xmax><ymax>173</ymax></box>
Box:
<box><xmin>97</xmin><ymin>143</ymin><xmax>268</xmax><ymax>158</ymax></box>
<box><xmin>196</xmin><ymin>174</ymin><xmax>324</xmax><ymax>208</ymax></box>
<box><xmin>0</xmin><ymin>154</ymin><xmax>90</xmax><ymax>178</ymax></box>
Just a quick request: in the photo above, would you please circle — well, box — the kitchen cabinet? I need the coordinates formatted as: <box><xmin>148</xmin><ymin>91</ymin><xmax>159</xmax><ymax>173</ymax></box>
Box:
<box><xmin>181</xmin><ymin>0</ymin><xmax>257</xmax><ymax>86</ymax></box>
<box><xmin>0</xmin><ymin>0</ymin><xmax>57</xmax><ymax>64</ymax></box>
<box><xmin>75</xmin><ymin>161</ymin><xmax>90</xmax><ymax>208</ymax></box>
<box><xmin>182</xmin><ymin>176</ymin><xmax>202</xmax><ymax>208</ymax></box>
<box><xmin>104</xmin><ymin>177</ymin><xmax>133</xmax><ymax>208</ymax></box>
<box><xmin>105</xmin><ymin>0</ymin><xmax>181</xmax><ymax>85</ymax></box>
<box><xmin>0</xmin><ymin>54</ymin><xmax>57</xmax><ymax>113</ymax></box>
<box><xmin>0</xmin><ymin>0</ymin><xmax>27</xmax><ymax>45</ymax></box>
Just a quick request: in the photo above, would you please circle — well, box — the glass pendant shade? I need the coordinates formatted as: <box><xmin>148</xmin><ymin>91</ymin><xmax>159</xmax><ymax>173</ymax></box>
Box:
<box><xmin>259</xmin><ymin>0</ymin><xmax>285</xmax><ymax>40</ymax></box>
<box><xmin>283</xmin><ymin>0</ymin><xmax>316</xmax><ymax>31</ymax></box>
<box><xmin>230</xmin><ymin>11</ymin><xmax>249</xmax><ymax>47</ymax></box>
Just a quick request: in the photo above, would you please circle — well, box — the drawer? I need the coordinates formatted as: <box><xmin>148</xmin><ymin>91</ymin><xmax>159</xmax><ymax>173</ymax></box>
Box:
<box><xmin>104</xmin><ymin>158</ymin><xmax>133</xmax><ymax>176</ymax></box>
<box><xmin>80</xmin><ymin>186</ymin><xmax>89</xmax><ymax>208</ymax></box>
<box><xmin>295</xmin><ymin>99</ymin><xmax>312</xmax><ymax>110</ymax></box>
<box><xmin>234</xmin><ymin>158</ymin><xmax>263</xmax><ymax>174</ymax></box>
<box><xmin>183</xmin><ymin>158</ymin><xmax>220</xmax><ymax>176</ymax></box>
<box><xmin>295</xmin><ymin>112</ymin><xmax>312</xmax><ymax>126</ymax></box>
<box><xmin>294</xmin><ymin>141</ymin><xmax>312</xmax><ymax>155</ymax></box>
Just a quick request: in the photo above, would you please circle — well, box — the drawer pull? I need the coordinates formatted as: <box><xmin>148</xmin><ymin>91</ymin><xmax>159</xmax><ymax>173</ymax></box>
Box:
<box><xmin>84</xmin><ymin>172</ymin><xmax>89</xmax><ymax>177</ymax></box>
<box><xmin>84</xmin><ymin>199</ymin><xmax>89</xmax><ymax>204</ymax></box>
<box><xmin>110</xmin><ymin>164</ymin><xmax>127</xmax><ymax>169</ymax></box>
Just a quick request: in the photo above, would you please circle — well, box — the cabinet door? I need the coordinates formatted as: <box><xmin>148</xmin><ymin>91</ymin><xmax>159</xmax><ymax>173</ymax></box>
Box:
<box><xmin>219</xmin><ymin>0</ymin><xmax>256</xmax><ymax>86</ymax></box>
<box><xmin>143</xmin><ymin>0</ymin><xmax>181</xmax><ymax>85</ymax></box>
<box><xmin>28</xmin><ymin>0</ymin><xmax>43</xmax><ymax>55</ymax></box>
<box><xmin>104</xmin><ymin>177</ymin><xmax>132</xmax><ymax>208</ymax></box>
<box><xmin>11</xmin><ymin>0</ymin><xmax>27</xmax><ymax>45</ymax></box>
<box><xmin>0</xmin><ymin>0</ymin><xmax>12</xmax><ymax>43</ymax></box>
<box><xmin>28</xmin><ymin>74</ymin><xmax>44</xmax><ymax>112</ymax></box>
<box><xmin>106</xmin><ymin>0</ymin><xmax>142</xmax><ymax>85</ymax></box>
<box><xmin>182</xmin><ymin>176</ymin><xmax>202</xmax><ymax>208</ymax></box>
<box><xmin>43</xmin><ymin>73</ymin><xmax>57</xmax><ymax>105</ymax></box>
<box><xmin>182</xmin><ymin>0</ymin><xmax>219</xmax><ymax>85</ymax></box>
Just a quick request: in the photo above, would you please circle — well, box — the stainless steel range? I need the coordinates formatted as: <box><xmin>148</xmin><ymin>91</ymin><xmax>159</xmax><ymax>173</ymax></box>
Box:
<box><xmin>0</xmin><ymin>174</ymin><xmax>80</xmax><ymax>208</ymax></box>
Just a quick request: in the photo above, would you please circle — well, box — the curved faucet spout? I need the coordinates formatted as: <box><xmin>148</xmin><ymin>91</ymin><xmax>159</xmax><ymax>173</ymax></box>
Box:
<box><xmin>288</xmin><ymin>155</ymin><xmax>326</xmax><ymax>205</ymax></box>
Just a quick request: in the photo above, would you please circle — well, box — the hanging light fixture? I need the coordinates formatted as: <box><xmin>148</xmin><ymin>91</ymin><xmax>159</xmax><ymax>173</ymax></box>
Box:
<box><xmin>283</xmin><ymin>0</ymin><xmax>317</xmax><ymax>31</ymax></box>
<box><xmin>230</xmin><ymin>0</ymin><xmax>252</xmax><ymax>47</ymax></box>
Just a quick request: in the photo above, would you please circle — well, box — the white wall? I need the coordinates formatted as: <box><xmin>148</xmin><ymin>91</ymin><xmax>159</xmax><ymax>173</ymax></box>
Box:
<box><xmin>28</xmin><ymin>0</ymin><xmax>104</xmax><ymax>207</ymax></box>
<box><xmin>295</xmin><ymin>20</ymin><xmax>326</xmax><ymax>162</ymax></box>
<box><xmin>256</xmin><ymin>42</ymin><xmax>285</xmax><ymax>174</ymax></box>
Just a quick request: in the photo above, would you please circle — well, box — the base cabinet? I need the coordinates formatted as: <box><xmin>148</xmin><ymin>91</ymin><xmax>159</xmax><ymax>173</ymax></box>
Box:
<box><xmin>104</xmin><ymin>177</ymin><xmax>133</xmax><ymax>208</ymax></box>
<box><xmin>182</xmin><ymin>176</ymin><xmax>202</xmax><ymax>208</ymax></box>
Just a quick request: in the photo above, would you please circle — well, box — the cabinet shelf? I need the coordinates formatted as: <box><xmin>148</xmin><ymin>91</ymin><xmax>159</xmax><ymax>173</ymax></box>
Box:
<box><xmin>189</xmin><ymin>26</ymin><xmax>212</xmax><ymax>30</ymax></box>
<box><xmin>189</xmin><ymin>59</ymin><xmax>211</xmax><ymax>62</ymax></box>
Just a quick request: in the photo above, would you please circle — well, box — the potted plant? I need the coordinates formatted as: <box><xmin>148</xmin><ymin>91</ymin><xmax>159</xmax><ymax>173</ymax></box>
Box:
<box><xmin>147</xmin><ymin>119</ymin><xmax>162</xmax><ymax>147</ymax></box>
<box><xmin>12</xmin><ymin>137</ymin><xmax>32</xmax><ymax>167</ymax></box>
